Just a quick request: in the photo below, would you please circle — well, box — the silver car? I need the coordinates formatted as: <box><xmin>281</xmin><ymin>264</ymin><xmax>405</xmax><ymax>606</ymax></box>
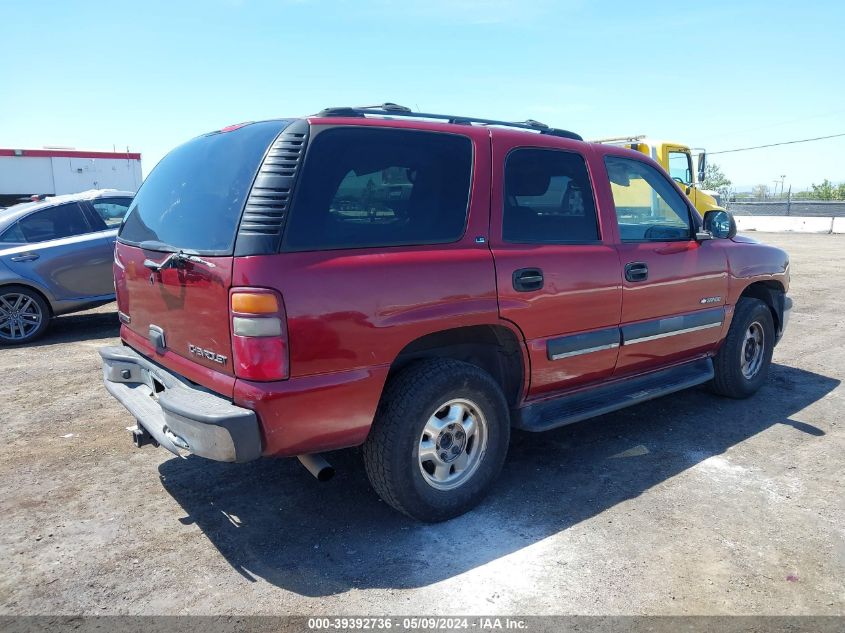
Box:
<box><xmin>0</xmin><ymin>189</ymin><xmax>134</xmax><ymax>344</ymax></box>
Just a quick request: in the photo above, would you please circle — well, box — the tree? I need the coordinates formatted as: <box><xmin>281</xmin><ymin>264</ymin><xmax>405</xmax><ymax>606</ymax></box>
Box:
<box><xmin>810</xmin><ymin>179</ymin><xmax>836</xmax><ymax>200</ymax></box>
<box><xmin>702</xmin><ymin>163</ymin><xmax>732</xmax><ymax>201</ymax></box>
<box><xmin>809</xmin><ymin>179</ymin><xmax>845</xmax><ymax>200</ymax></box>
<box><xmin>752</xmin><ymin>184</ymin><xmax>770</xmax><ymax>200</ymax></box>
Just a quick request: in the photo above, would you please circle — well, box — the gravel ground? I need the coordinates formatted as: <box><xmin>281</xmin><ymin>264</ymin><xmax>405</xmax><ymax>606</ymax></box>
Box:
<box><xmin>0</xmin><ymin>232</ymin><xmax>843</xmax><ymax>616</ymax></box>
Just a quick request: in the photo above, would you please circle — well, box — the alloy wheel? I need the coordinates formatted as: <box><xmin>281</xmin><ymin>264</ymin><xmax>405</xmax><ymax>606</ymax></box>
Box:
<box><xmin>740</xmin><ymin>321</ymin><xmax>765</xmax><ymax>379</ymax></box>
<box><xmin>418</xmin><ymin>398</ymin><xmax>488</xmax><ymax>491</ymax></box>
<box><xmin>0</xmin><ymin>292</ymin><xmax>43</xmax><ymax>342</ymax></box>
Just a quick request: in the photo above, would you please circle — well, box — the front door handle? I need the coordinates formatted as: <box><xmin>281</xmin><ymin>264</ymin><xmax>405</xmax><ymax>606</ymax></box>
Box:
<box><xmin>513</xmin><ymin>267</ymin><xmax>544</xmax><ymax>292</ymax></box>
<box><xmin>625</xmin><ymin>262</ymin><xmax>648</xmax><ymax>282</ymax></box>
<box><xmin>10</xmin><ymin>252</ymin><xmax>39</xmax><ymax>262</ymax></box>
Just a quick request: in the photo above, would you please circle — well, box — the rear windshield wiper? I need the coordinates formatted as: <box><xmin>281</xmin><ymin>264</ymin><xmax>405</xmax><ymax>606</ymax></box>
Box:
<box><xmin>137</xmin><ymin>239</ymin><xmax>179</xmax><ymax>253</ymax></box>
<box><xmin>143</xmin><ymin>250</ymin><xmax>216</xmax><ymax>271</ymax></box>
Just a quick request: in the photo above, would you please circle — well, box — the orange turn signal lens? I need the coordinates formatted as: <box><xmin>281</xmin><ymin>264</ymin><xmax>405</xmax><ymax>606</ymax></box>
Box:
<box><xmin>231</xmin><ymin>292</ymin><xmax>279</xmax><ymax>314</ymax></box>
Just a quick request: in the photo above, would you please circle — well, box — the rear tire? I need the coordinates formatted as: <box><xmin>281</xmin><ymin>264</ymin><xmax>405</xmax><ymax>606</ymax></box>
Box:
<box><xmin>363</xmin><ymin>359</ymin><xmax>510</xmax><ymax>522</ymax></box>
<box><xmin>0</xmin><ymin>285</ymin><xmax>51</xmax><ymax>345</ymax></box>
<box><xmin>711</xmin><ymin>297</ymin><xmax>774</xmax><ymax>398</ymax></box>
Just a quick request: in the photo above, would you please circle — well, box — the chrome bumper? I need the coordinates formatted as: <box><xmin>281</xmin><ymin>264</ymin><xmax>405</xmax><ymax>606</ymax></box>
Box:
<box><xmin>99</xmin><ymin>345</ymin><xmax>261</xmax><ymax>463</ymax></box>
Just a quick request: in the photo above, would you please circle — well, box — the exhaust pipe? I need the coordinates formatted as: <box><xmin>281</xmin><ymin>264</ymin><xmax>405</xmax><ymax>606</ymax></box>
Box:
<box><xmin>297</xmin><ymin>453</ymin><xmax>335</xmax><ymax>482</ymax></box>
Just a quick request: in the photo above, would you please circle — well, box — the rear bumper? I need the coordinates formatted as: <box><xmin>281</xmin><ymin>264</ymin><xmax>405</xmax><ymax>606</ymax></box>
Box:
<box><xmin>99</xmin><ymin>345</ymin><xmax>262</xmax><ymax>463</ymax></box>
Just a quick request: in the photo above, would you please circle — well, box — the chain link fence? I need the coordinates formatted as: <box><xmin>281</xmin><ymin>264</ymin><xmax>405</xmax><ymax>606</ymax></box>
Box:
<box><xmin>727</xmin><ymin>200</ymin><xmax>845</xmax><ymax>217</ymax></box>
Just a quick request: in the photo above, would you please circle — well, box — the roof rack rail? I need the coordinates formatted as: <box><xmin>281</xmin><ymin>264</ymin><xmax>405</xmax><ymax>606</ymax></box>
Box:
<box><xmin>592</xmin><ymin>135</ymin><xmax>647</xmax><ymax>144</ymax></box>
<box><xmin>313</xmin><ymin>103</ymin><xmax>582</xmax><ymax>141</ymax></box>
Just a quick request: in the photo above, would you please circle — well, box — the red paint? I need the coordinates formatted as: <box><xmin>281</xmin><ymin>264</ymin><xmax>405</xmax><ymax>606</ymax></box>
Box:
<box><xmin>219</xmin><ymin>123</ymin><xmax>252</xmax><ymax>132</ymax></box>
<box><xmin>488</xmin><ymin>131</ymin><xmax>623</xmax><ymax>395</ymax></box>
<box><xmin>114</xmin><ymin>243</ymin><xmax>237</xmax><ymax>386</ymax></box>
<box><xmin>234</xmin><ymin>365</ymin><xmax>391</xmax><ymax>456</ymax></box>
<box><xmin>0</xmin><ymin>148</ymin><xmax>141</xmax><ymax>160</ymax></box>
<box><xmin>121</xmin><ymin>325</ymin><xmax>236</xmax><ymax>397</ymax></box>
<box><xmin>611</xmin><ymin>238</ymin><xmax>728</xmax><ymax>375</ymax></box>
<box><xmin>113</xmin><ymin>116</ymin><xmax>790</xmax><ymax>458</ymax></box>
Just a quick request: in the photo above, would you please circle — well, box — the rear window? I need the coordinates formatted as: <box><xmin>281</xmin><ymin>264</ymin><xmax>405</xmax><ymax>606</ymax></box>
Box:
<box><xmin>283</xmin><ymin>127</ymin><xmax>473</xmax><ymax>251</ymax></box>
<box><xmin>119</xmin><ymin>120</ymin><xmax>287</xmax><ymax>254</ymax></box>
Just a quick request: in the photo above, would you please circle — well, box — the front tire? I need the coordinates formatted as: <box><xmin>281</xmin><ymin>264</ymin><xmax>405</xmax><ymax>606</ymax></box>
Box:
<box><xmin>363</xmin><ymin>359</ymin><xmax>510</xmax><ymax>522</ymax></box>
<box><xmin>0</xmin><ymin>286</ymin><xmax>51</xmax><ymax>345</ymax></box>
<box><xmin>711</xmin><ymin>297</ymin><xmax>775</xmax><ymax>398</ymax></box>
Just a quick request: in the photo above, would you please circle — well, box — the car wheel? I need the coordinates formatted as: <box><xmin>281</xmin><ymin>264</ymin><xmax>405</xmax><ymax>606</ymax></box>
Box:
<box><xmin>711</xmin><ymin>297</ymin><xmax>775</xmax><ymax>399</ymax></box>
<box><xmin>0</xmin><ymin>286</ymin><xmax>51</xmax><ymax>345</ymax></box>
<box><xmin>363</xmin><ymin>358</ymin><xmax>510</xmax><ymax>522</ymax></box>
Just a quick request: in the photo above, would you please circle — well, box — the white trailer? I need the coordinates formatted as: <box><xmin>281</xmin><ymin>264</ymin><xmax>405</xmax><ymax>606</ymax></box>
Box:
<box><xmin>0</xmin><ymin>148</ymin><xmax>142</xmax><ymax>207</ymax></box>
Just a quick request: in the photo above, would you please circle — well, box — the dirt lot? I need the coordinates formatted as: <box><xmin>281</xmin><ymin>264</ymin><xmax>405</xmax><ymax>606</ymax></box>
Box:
<box><xmin>1</xmin><ymin>233</ymin><xmax>843</xmax><ymax>616</ymax></box>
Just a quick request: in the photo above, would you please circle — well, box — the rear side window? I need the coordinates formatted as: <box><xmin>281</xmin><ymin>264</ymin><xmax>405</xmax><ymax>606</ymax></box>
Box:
<box><xmin>92</xmin><ymin>197</ymin><xmax>133</xmax><ymax>228</ymax></box>
<box><xmin>17</xmin><ymin>203</ymin><xmax>91</xmax><ymax>243</ymax></box>
<box><xmin>0</xmin><ymin>222</ymin><xmax>26</xmax><ymax>243</ymax></box>
<box><xmin>283</xmin><ymin>128</ymin><xmax>473</xmax><ymax>251</ymax></box>
<box><xmin>503</xmin><ymin>148</ymin><xmax>599</xmax><ymax>243</ymax></box>
<box><xmin>119</xmin><ymin>120</ymin><xmax>286</xmax><ymax>254</ymax></box>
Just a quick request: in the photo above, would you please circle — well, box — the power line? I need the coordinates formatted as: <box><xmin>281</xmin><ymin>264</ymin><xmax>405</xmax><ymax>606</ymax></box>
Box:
<box><xmin>706</xmin><ymin>108</ymin><xmax>845</xmax><ymax>141</ymax></box>
<box><xmin>710</xmin><ymin>132</ymin><xmax>845</xmax><ymax>155</ymax></box>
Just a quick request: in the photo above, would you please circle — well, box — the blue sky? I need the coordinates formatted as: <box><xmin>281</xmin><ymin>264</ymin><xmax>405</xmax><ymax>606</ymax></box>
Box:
<box><xmin>1</xmin><ymin>0</ymin><xmax>843</xmax><ymax>190</ymax></box>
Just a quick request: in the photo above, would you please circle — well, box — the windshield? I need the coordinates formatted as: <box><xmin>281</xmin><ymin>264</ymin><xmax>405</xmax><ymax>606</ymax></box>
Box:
<box><xmin>119</xmin><ymin>120</ymin><xmax>289</xmax><ymax>255</ymax></box>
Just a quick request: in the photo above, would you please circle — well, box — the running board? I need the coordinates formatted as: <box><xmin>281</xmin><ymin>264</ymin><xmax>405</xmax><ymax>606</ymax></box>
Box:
<box><xmin>513</xmin><ymin>358</ymin><xmax>714</xmax><ymax>432</ymax></box>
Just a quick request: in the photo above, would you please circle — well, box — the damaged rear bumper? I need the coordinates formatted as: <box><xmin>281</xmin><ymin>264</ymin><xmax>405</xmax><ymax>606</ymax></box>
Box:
<box><xmin>99</xmin><ymin>345</ymin><xmax>261</xmax><ymax>463</ymax></box>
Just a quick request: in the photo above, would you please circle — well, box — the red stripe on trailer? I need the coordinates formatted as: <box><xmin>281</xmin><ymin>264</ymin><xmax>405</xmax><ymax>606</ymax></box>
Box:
<box><xmin>0</xmin><ymin>149</ymin><xmax>142</xmax><ymax>160</ymax></box>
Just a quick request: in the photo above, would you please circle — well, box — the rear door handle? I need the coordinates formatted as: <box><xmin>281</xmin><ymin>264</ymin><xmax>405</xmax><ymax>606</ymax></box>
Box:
<box><xmin>624</xmin><ymin>262</ymin><xmax>648</xmax><ymax>282</ymax></box>
<box><xmin>9</xmin><ymin>253</ymin><xmax>39</xmax><ymax>262</ymax></box>
<box><xmin>513</xmin><ymin>267</ymin><xmax>544</xmax><ymax>292</ymax></box>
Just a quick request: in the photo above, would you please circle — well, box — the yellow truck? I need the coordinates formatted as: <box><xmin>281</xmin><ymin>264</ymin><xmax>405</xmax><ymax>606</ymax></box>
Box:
<box><xmin>592</xmin><ymin>136</ymin><xmax>724</xmax><ymax>215</ymax></box>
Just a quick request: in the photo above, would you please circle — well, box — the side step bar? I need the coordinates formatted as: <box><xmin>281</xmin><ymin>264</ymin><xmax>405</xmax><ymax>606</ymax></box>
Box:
<box><xmin>513</xmin><ymin>357</ymin><xmax>714</xmax><ymax>432</ymax></box>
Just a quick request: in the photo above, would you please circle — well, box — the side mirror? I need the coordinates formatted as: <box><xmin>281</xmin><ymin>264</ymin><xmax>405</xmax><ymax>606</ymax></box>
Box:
<box><xmin>697</xmin><ymin>152</ymin><xmax>707</xmax><ymax>183</ymax></box>
<box><xmin>702</xmin><ymin>209</ymin><xmax>736</xmax><ymax>239</ymax></box>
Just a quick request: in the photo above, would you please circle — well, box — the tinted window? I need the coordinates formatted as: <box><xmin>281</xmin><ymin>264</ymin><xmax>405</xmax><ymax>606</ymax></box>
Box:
<box><xmin>283</xmin><ymin>128</ymin><xmax>472</xmax><ymax>251</ymax></box>
<box><xmin>668</xmin><ymin>151</ymin><xmax>692</xmax><ymax>184</ymax></box>
<box><xmin>119</xmin><ymin>120</ymin><xmax>286</xmax><ymax>254</ymax></box>
<box><xmin>605</xmin><ymin>156</ymin><xmax>692</xmax><ymax>242</ymax></box>
<box><xmin>92</xmin><ymin>197</ymin><xmax>133</xmax><ymax>228</ymax></box>
<box><xmin>0</xmin><ymin>221</ymin><xmax>26</xmax><ymax>243</ymax></box>
<box><xmin>16</xmin><ymin>204</ymin><xmax>91</xmax><ymax>243</ymax></box>
<box><xmin>503</xmin><ymin>148</ymin><xmax>599</xmax><ymax>243</ymax></box>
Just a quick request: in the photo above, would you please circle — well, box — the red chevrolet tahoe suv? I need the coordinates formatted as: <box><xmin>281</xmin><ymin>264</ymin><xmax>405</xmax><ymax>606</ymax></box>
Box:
<box><xmin>100</xmin><ymin>104</ymin><xmax>791</xmax><ymax>522</ymax></box>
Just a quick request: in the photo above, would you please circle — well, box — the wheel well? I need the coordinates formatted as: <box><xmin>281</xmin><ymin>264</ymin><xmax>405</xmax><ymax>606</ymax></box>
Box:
<box><xmin>389</xmin><ymin>325</ymin><xmax>525</xmax><ymax>407</ymax></box>
<box><xmin>739</xmin><ymin>281</ymin><xmax>784</xmax><ymax>332</ymax></box>
<box><xmin>0</xmin><ymin>282</ymin><xmax>53</xmax><ymax>316</ymax></box>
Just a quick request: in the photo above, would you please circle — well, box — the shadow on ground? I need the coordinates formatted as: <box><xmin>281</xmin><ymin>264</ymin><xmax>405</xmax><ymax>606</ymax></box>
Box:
<box><xmin>31</xmin><ymin>309</ymin><xmax>119</xmax><ymax>347</ymax></box>
<box><xmin>158</xmin><ymin>363</ymin><xmax>838</xmax><ymax>597</ymax></box>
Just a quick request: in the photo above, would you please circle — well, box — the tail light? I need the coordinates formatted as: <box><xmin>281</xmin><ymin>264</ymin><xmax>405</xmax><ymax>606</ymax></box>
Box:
<box><xmin>230</xmin><ymin>288</ymin><xmax>288</xmax><ymax>381</ymax></box>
